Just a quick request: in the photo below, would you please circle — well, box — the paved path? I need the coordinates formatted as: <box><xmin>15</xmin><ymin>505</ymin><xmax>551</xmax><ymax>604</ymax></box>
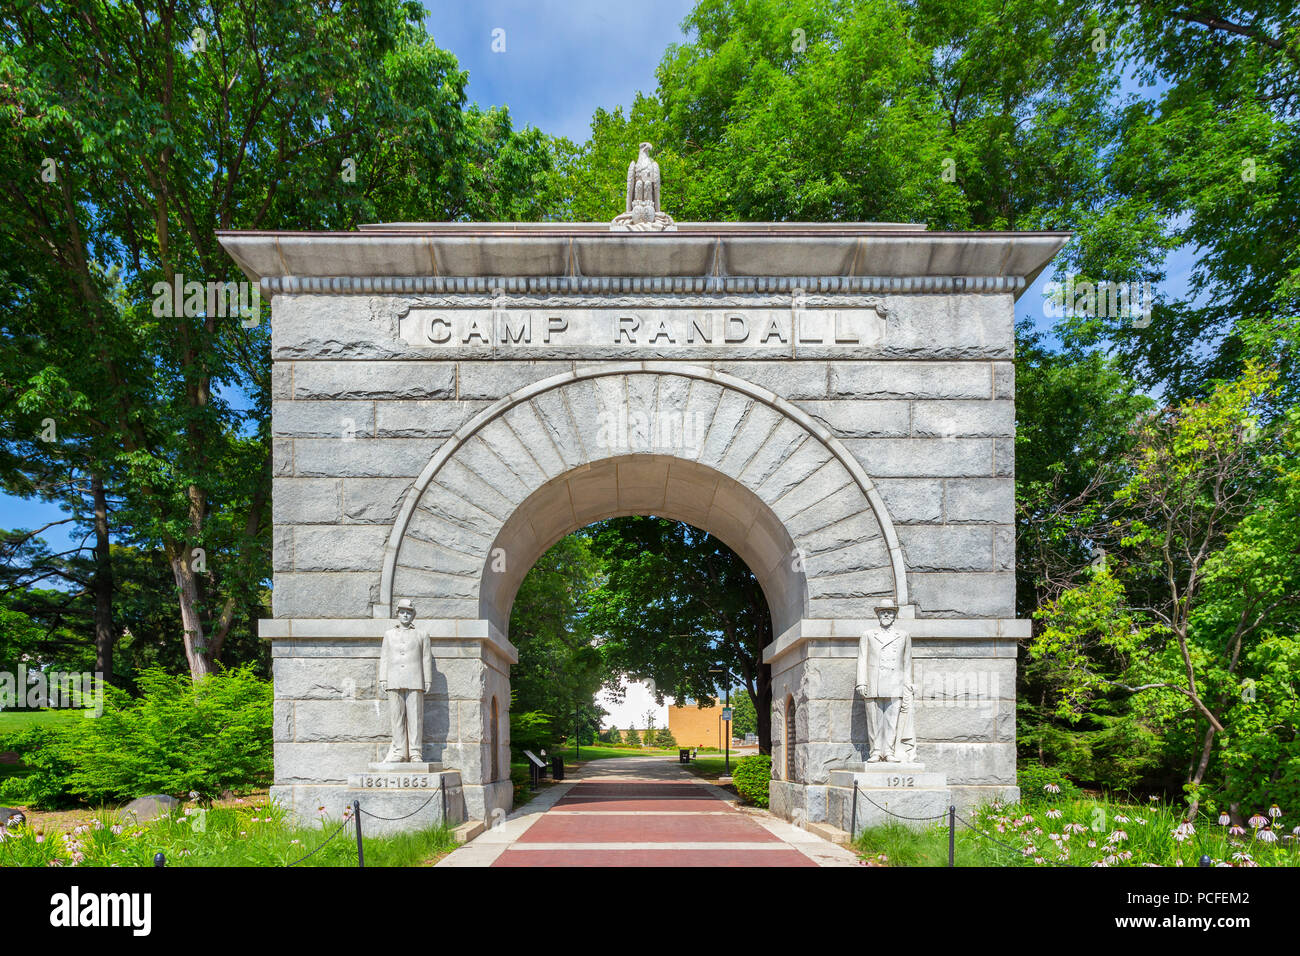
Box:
<box><xmin>438</xmin><ymin>756</ymin><xmax>859</xmax><ymax>867</ymax></box>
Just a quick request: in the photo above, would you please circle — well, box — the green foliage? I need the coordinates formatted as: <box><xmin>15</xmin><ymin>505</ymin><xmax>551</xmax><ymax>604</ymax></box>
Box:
<box><xmin>508</xmin><ymin>710</ymin><xmax>554</xmax><ymax>759</ymax></box>
<box><xmin>601</xmin><ymin>726</ymin><xmax>622</xmax><ymax>746</ymax></box>
<box><xmin>1016</xmin><ymin>761</ymin><xmax>1083</xmax><ymax>803</ymax></box>
<box><xmin>654</xmin><ymin>727</ymin><xmax>678</xmax><ymax>749</ymax></box>
<box><xmin>624</xmin><ymin>727</ymin><xmax>640</xmax><ymax>748</ymax></box>
<box><xmin>507</xmin><ymin>535</ymin><xmax>606</xmax><ymax>751</ymax></box>
<box><xmin>0</xmin><ymin>801</ymin><xmax>455</xmax><ymax>868</ymax></box>
<box><xmin>728</xmin><ymin>693</ymin><xmax>757</xmax><ymax>737</ymax></box>
<box><xmin>731</xmin><ymin>754</ymin><xmax>771</xmax><ymax>808</ymax></box>
<box><xmin>586</xmin><ymin>517</ymin><xmax>772</xmax><ymax>751</ymax></box>
<box><xmin>0</xmin><ymin>667</ymin><xmax>271</xmax><ymax>807</ymax></box>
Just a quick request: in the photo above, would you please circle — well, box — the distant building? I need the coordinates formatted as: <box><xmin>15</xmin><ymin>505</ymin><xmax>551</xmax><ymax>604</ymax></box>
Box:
<box><xmin>668</xmin><ymin>698</ymin><xmax>729</xmax><ymax>748</ymax></box>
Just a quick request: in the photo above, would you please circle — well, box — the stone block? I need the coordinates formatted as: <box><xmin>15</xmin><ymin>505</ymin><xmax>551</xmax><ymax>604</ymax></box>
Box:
<box><xmin>943</xmin><ymin>477</ymin><xmax>1013</xmax><ymax>525</ymax></box>
<box><xmin>794</xmin><ymin>400</ymin><xmax>910</xmax><ymax>438</ymax></box>
<box><xmin>843</xmin><ymin>438</ymin><xmax>993</xmax><ymax>477</ymax></box>
<box><xmin>273</xmin><ymin>438</ymin><xmax>293</xmax><ymax>476</ymax></box>
<box><xmin>272</xmin><ymin>572</ymin><xmax>375</xmax><ymax>618</ymax></box>
<box><xmin>375</xmin><ymin>400</ymin><xmax>492</xmax><ymax>438</ymax></box>
<box><xmin>274</xmin><ymin>700</ymin><xmax>294</xmax><ymax>743</ymax></box>
<box><xmin>457</xmin><ymin>361</ymin><xmax>571</xmax><ymax>400</ymax></box>
<box><xmin>898</xmin><ymin>525</ymin><xmax>995</xmax><ymax>572</ymax></box>
<box><xmin>713</xmin><ymin>361</ymin><xmax>829</xmax><ymax>399</ymax></box>
<box><xmin>342</xmin><ymin>477</ymin><xmax>413</xmax><ymax>523</ymax></box>
<box><xmin>293</xmin><ymin>525</ymin><xmax>389</xmax><ymax>572</ymax></box>
<box><xmin>914</xmin><ymin>698</ymin><xmax>1013</xmax><ymax>743</ymax></box>
<box><xmin>293</xmin><ymin>361</ymin><xmax>456</xmax><ymax>400</ymax></box>
<box><xmin>273</xmin><ymin>526</ymin><xmax>293</xmax><ymax>572</ymax></box>
<box><xmin>272</xmin><ymin>362</ymin><xmax>293</xmax><ymax>400</ymax></box>
<box><xmin>915</xmin><ymin>742</ymin><xmax>1016</xmax><ymax>786</ymax></box>
<box><xmin>993</xmin><ymin>362</ymin><xmax>1015</xmax><ymax>400</ymax></box>
<box><xmin>829</xmin><ymin>362</ymin><xmax>991</xmax><ymax>400</ymax></box>
<box><xmin>293</xmin><ymin>438</ymin><xmax>436</xmax><ymax>478</ymax></box>
<box><xmin>275</xmin><ymin>741</ymin><xmax>386</xmax><ymax>784</ymax></box>
<box><xmin>909</xmin><ymin>572</ymin><xmax>1015</xmax><ymax>618</ymax></box>
<box><xmin>911</xmin><ymin>400</ymin><xmax>1014</xmax><ymax>438</ymax></box>
<box><xmin>273</xmin><ymin>401</ymin><xmax>374</xmax><ymax>438</ymax></box>
<box><xmin>273</xmin><ymin>478</ymin><xmax>341</xmax><ymax>524</ymax></box>
<box><xmin>994</xmin><ymin>437</ymin><xmax>1015</xmax><ymax>477</ymax></box>
<box><xmin>913</xmin><ymin>658</ymin><xmax>1015</xmax><ymax>701</ymax></box>
<box><xmin>274</xmin><ymin>656</ymin><xmax>378</xmax><ymax>700</ymax></box>
<box><xmin>873</xmin><ymin>478</ymin><xmax>944</xmax><ymax>524</ymax></box>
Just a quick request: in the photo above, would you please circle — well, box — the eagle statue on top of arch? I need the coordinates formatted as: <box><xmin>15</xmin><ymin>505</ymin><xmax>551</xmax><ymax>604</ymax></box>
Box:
<box><xmin>610</xmin><ymin>142</ymin><xmax>677</xmax><ymax>232</ymax></box>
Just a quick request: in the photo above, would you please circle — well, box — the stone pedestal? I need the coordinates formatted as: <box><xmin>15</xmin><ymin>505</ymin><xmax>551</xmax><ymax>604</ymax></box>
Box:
<box><xmin>367</xmin><ymin>761</ymin><xmax>441</xmax><ymax>773</ymax></box>
<box><xmin>342</xmin><ymin>769</ymin><xmax>465</xmax><ymax>837</ymax></box>
<box><xmin>827</xmin><ymin>762</ymin><xmax>951</xmax><ymax>835</ymax></box>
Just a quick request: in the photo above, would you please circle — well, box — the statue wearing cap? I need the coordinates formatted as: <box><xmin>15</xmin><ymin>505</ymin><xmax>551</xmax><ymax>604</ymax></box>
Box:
<box><xmin>379</xmin><ymin>598</ymin><xmax>433</xmax><ymax>763</ymax></box>
<box><xmin>855</xmin><ymin>599</ymin><xmax>916</xmax><ymax>762</ymax></box>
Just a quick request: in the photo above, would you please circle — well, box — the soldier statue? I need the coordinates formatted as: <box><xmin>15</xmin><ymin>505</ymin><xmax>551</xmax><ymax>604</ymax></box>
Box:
<box><xmin>855</xmin><ymin>599</ymin><xmax>916</xmax><ymax>763</ymax></box>
<box><xmin>379</xmin><ymin>598</ymin><xmax>433</xmax><ymax>763</ymax></box>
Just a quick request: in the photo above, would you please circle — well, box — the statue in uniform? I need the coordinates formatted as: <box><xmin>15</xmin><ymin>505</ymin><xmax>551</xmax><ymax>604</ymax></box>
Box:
<box><xmin>855</xmin><ymin>599</ymin><xmax>916</xmax><ymax>763</ymax></box>
<box><xmin>378</xmin><ymin>598</ymin><xmax>433</xmax><ymax>763</ymax></box>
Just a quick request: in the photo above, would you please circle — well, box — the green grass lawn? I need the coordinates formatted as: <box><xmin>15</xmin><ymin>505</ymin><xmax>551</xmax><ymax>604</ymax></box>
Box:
<box><xmin>0</xmin><ymin>709</ymin><xmax>86</xmax><ymax>733</ymax></box>
<box><xmin>853</xmin><ymin>796</ymin><xmax>1300</xmax><ymax>867</ymax></box>
<box><xmin>0</xmin><ymin>801</ymin><xmax>457</xmax><ymax>867</ymax></box>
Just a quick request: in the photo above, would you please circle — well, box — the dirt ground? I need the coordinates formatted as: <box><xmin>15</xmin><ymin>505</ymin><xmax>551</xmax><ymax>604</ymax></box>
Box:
<box><xmin>12</xmin><ymin>788</ymin><xmax>274</xmax><ymax>837</ymax></box>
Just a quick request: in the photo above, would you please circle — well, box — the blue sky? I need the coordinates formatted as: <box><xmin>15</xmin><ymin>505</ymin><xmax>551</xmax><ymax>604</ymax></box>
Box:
<box><xmin>2</xmin><ymin>1</ymin><xmax>1195</xmax><ymax>558</ymax></box>
<box><xmin>423</xmin><ymin>0</ymin><xmax>697</xmax><ymax>143</ymax></box>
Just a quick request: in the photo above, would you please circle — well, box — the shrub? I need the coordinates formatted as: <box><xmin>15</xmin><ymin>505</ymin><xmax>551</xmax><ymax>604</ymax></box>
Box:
<box><xmin>655</xmin><ymin>728</ymin><xmax>677</xmax><ymax>748</ymax></box>
<box><xmin>624</xmin><ymin>727</ymin><xmax>640</xmax><ymax>747</ymax></box>
<box><xmin>509</xmin><ymin>710</ymin><xmax>554</xmax><ymax>757</ymax></box>
<box><xmin>0</xmin><ymin>666</ymin><xmax>272</xmax><ymax>808</ymax></box>
<box><xmin>1017</xmin><ymin>761</ymin><xmax>1082</xmax><ymax>802</ymax></box>
<box><xmin>732</xmin><ymin>754</ymin><xmax>771</xmax><ymax>808</ymax></box>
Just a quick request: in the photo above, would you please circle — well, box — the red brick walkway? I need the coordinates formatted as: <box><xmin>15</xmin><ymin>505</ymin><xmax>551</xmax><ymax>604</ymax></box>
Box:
<box><xmin>489</xmin><ymin>763</ymin><xmax>817</xmax><ymax>868</ymax></box>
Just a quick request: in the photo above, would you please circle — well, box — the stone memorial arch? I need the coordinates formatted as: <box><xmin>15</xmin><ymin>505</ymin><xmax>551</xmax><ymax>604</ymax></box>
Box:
<box><xmin>219</xmin><ymin>219</ymin><xmax>1066</xmax><ymax>831</ymax></box>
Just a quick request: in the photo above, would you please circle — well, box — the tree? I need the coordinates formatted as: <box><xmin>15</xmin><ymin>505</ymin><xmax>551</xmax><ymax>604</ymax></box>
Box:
<box><xmin>729</xmin><ymin>692</ymin><xmax>758</xmax><ymax>738</ymax></box>
<box><xmin>624</xmin><ymin>726</ymin><xmax>640</xmax><ymax>748</ymax></box>
<box><xmin>586</xmin><ymin>517</ymin><xmax>774</xmax><ymax>752</ymax></box>
<box><xmin>1031</xmin><ymin>364</ymin><xmax>1300</xmax><ymax>818</ymax></box>
<box><xmin>655</xmin><ymin>727</ymin><xmax>678</xmax><ymax>749</ymax></box>
<box><xmin>507</xmin><ymin>535</ymin><xmax>607</xmax><ymax>750</ymax></box>
<box><xmin>0</xmin><ymin>0</ymin><xmax>560</xmax><ymax>679</ymax></box>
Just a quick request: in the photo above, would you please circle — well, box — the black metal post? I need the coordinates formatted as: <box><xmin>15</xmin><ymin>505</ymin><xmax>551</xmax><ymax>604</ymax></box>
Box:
<box><xmin>153</xmin><ymin>852</ymin><xmax>166</xmax><ymax>867</ymax></box>
<box><xmin>353</xmin><ymin>800</ymin><xmax>364</xmax><ymax>868</ymax></box>
<box><xmin>948</xmin><ymin>805</ymin><xmax>956</xmax><ymax>867</ymax></box>
<box><xmin>724</xmin><ymin>682</ymin><xmax>731</xmax><ymax>773</ymax></box>
<box><xmin>850</xmin><ymin>781</ymin><xmax>858</xmax><ymax>839</ymax></box>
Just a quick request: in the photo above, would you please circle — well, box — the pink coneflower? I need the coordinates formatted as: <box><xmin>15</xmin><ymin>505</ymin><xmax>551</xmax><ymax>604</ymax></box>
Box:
<box><xmin>1091</xmin><ymin>860</ymin><xmax>1109</xmax><ymax>867</ymax></box>
<box><xmin>1268</xmin><ymin>804</ymin><xmax>1282</xmax><ymax>819</ymax></box>
<box><xmin>1229</xmin><ymin>825</ymin><xmax>1245</xmax><ymax>836</ymax></box>
<box><xmin>1174</xmin><ymin>858</ymin><xmax>1184</xmax><ymax>866</ymax></box>
<box><xmin>1087</xmin><ymin>839</ymin><xmax>1097</xmax><ymax>848</ymax></box>
<box><xmin>1114</xmin><ymin>814</ymin><xmax>1130</xmax><ymax>823</ymax></box>
<box><xmin>1104</xmin><ymin>854</ymin><xmax>1119</xmax><ymax>865</ymax></box>
<box><xmin>1046</xmin><ymin>808</ymin><xmax>1062</xmax><ymax>819</ymax></box>
<box><xmin>110</xmin><ymin>825</ymin><xmax>122</xmax><ymax>835</ymax></box>
<box><xmin>1065</xmin><ymin>822</ymin><xmax>1087</xmax><ymax>834</ymax></box>
<box><xmin>1231</xmin><ymin>850</ymin><xmax>1252</xmax><ymax>862</ymax></box>
<box><xmin>1119</xmin><ymin>850</ymin><xmax>1133</xmax><ymax>861</ymax></box>
<box><xmin>1021</xmin><ymin>845</ymin><xmax>1037</xmax><ymax>856</ymax></box>
<box><xmin>1248</xmin><ymin>813</ymin><xmax>1267</xmax><ymax>828</ymax></box>
<box><xmin>1218</xmin><ymin>812</ymin><xmax>1231</xmax><ymax>825</ymax></box>
<box><xmin>1033</xmin><ymin>856</ymin><xmax>1047</xmax><ymax>865</ymax></box>
<box><xmin>1044</xmin><ymin>783</ymin><xmax>1061</xmax><ymax>794</ymax></box>
<box><xmin>1258</xmin><ymin>829</ymin><xmax>1277</xmax><ymax>844</ymax></box>
<box><xmin>1109</xmin><ymin>829</ymin><xmax>1129</xmax><ymax>842</ymax></box>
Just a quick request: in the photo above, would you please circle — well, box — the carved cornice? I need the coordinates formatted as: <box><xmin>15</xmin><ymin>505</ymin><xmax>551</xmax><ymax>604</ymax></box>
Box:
<box><xmin>258</xmin><ymin>273</ymin><xmax>1028</xmax><ymax>297</ymax></box>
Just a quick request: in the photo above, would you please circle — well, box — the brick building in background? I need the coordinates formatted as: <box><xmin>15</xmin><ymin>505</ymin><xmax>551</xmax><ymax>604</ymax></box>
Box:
<box><xmin>668</xmin><ymin>698</ymin><xmax>725</xmax><ymax>748</ymax></box>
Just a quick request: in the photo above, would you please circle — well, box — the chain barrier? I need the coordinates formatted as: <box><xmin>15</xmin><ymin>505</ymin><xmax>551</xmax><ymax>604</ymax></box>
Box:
<box><xmin>854</xmin><ymin>786</ymin><xmax>951</xmax><ymax>823</ymax></box>
<box><xmin>285</xmin><ymin>814</ymin><xmax>355</xmax><ymax>867</ymax></box>
<box><xmin>356</xmin><ymin>784</ymin><xmax>442</xmax><ymax>823</ymax></box>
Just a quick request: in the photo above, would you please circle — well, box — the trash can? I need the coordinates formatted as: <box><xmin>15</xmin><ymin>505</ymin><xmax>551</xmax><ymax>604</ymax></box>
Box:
<box><xmin>679</xmin><ymin>748</ymin><xmax>691</xmax><ymax>764</ymax></box>
<box><xmin>551</xmin><ymin>754</ymin><xmax>565</xmax><ymax>781</ymax></box>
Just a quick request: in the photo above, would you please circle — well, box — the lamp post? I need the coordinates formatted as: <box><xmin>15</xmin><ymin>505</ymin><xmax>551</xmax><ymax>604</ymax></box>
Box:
<box><xmin>708</xmin><ymin>665</ymin><xmax>732</xmax><ymax>773</ymax></box>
